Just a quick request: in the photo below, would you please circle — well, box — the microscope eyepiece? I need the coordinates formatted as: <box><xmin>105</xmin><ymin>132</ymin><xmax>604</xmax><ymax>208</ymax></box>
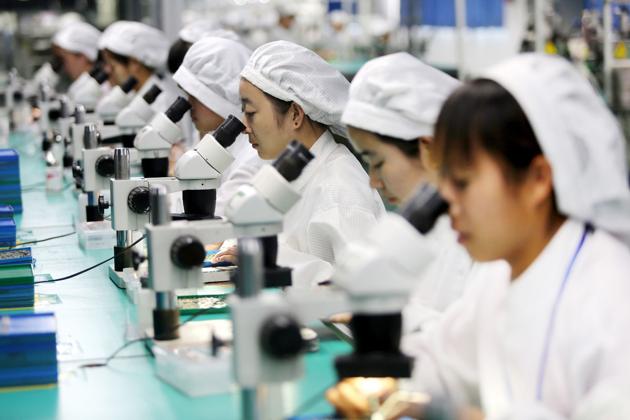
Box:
<box><xmin>214</xmin><ymin>115</ymin><xmax>245</xmax><ymax>148</ymax></box>
<box><xmin>272</xmin><ymin>140</ymin><xmax>314</xmax><ymax>182</ymax></box>
<box><xmin>93</xmin><ymin>70</ymin><xmax>109</xmax><ymax>85</ymax></box>
<box><xmin>142</xmin><ymin>84</ymin><xmax>162</xmax><ymax>105</ymax></box>
<box><xmin>120</xmin><ymin>76</ymin><xmax>138</xmax><ymax>93</ymax></box>
<box><xmin>164</xmin><ymin>97</ymin><xmax>191</xmax><ymax>123</ymax></box>
<box><xmin>400</xmin><ymin>183</ymin><xmax>448</xmax><ymax>235</ymax></box>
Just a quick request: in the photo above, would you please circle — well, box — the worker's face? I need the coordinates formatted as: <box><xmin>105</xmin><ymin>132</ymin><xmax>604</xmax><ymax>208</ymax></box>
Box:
<box><xmin>102</xmin><ymin>49</ymin><xmax>130</xmax><ymax>86</ymax></box>
<box><xmin>439</xmin><ymin>147</ymin><xmax>549</xmax><ymax>263</ymax></box>
<box><xmin>348</xmin><ymin>126</ymin><xmax>424</xmax><ymax>206</ymax></box>
<box><xmin>188</xmin><ymin>94</ymin><xmax>225</xmax><ymax>136</ymax></box>
<box><xmin>59</xmin><ymin>48</ymin><xmax>92</xmax><ymax>81</ymax></box>
<box><xmin>240</xmin><ymin>78</ymin><xmax>293</xmax><ymax>160</ymax></box>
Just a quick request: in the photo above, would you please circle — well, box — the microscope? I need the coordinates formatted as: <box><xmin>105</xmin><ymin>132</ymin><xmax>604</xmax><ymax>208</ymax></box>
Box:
<box><xmin>94</xmin><ymin>76</ymin><xmax>138</xmax><ymax>144</ymax></box>
<box><xmin>106</xmin><ymin>114</ymin><xmax>242</xmax><ymax>288</ymax></box>
<box><xmin>67</xmin><ymin>67</ymin><xmax>109</xmax><ymax>109</ymax></box>
<box><xmin>133</xmin><ymin>96</ymin><xmax>191</xmax><ymax>177</ymax></box>
<box><xmin>144</xmin><ymin>140</ymin><xmax>314</xmax><ymax>341</ymax></box>
<box><xmin>228</xmin><ymin>184</ymin><xmax>448</xmax><ymax>417</ymax></box>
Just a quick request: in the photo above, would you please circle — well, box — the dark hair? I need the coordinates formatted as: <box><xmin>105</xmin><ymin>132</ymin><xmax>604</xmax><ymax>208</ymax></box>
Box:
<box><xmin>264</xmin><ymin>91</ymin><xmax>292</xmax><ymax>116</ymax></box>
<box><xmin>377</xmin><ymin>134</ymin><xmax>419</xmax><ymax>158</ymax></box>
<box><xmin>167</xmin><ymin>38</ymin><xmax>192</xmax><ymax>74</ymax></box>
<box><xmin>105</xmin><ymin>49</ymin><xmax>130</xmax><ymax>66</ymax></box>
<box><xmin>435</xmin><ymin>79</ymin><xmax>542</xmax><ymax>182</ymax></box>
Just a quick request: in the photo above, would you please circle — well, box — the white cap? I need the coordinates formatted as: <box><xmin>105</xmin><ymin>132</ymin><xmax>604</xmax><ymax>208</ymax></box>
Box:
<box><xmin>99</xmin><ymin>21</ymin><xmax>169</xmax><ymax>69</ymax></box>
<box><xmin>178</xmin><ymin>18</ymin><xmax>221</xmax><ymax>43</ymax></box>
<box><xmin>241</xmin><ymin>40</ymin><xmax>350</xmax><ymax>137</ymax></box>
<box><xmin>52</xmin><ymin>21</ymin><xmax>101</xmax><ymax>61</ymax></box>
<box><xmin>173</xmin><ymin>36</ymin><xmax>251</xmax><ymax>120</ymax></box>
<box><xmin>342</xmin><ymin>52</ymin><xmax>460</xmax><ymax>140</ymax></box>
<box><xmin>483</xmin><ymin>53</ymin><xmax>630</xmax><ymax>245</ymax></box>
<box><xmin>330</xmin><ymin>10</ymin><xmax>351</xmax><ymax>26</ymax></box>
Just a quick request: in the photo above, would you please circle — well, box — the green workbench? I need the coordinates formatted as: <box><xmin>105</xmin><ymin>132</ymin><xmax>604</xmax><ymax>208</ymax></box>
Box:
<box><xmin>0</xmin><ymin>131</ymin><xmax>350</xmax><ymax>420</ymax></box>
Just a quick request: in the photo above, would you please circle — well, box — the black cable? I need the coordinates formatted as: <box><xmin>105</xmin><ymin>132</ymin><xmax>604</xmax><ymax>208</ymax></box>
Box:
<box><xmin>12</xmin><ymin>230</ymin><xmax>76</xmax><ymax>247</ymax></box>
<box><xmin>34</xmin><ymin>236</ymin><xmax>145</xmax><ymax>284</ymax></box>
<box><xmin>20</xmin><ymin>181</ymin><xmax>46</xmax><ymax>191</ymax></box>
<box><xmin>79</xmin><ymin>304</ymin><xmax>219</xmax><ymax>369</ymax></box>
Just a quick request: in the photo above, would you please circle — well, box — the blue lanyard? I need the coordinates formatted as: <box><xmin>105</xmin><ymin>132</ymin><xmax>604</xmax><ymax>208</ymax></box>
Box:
<box><xmin>535</xmin><ymin>224</ymin><xmax>591</xmax><ymax>401</ymax></box>
<box><xmin>501</xmin><ymin>225</ymin><xmax>591</xmax><ymax>402</ymax></box>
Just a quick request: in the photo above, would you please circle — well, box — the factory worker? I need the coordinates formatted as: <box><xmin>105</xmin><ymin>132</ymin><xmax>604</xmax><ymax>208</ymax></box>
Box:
<box><xmin>269</xmin><ymin>4</ymin><xmax>301</xmax><ymax>44</ymax></box>
<box><xmin>99</xmin><ymin>21</ymin><xmax>178</xmax><ymax>113</ymax></box>
<box><xmin>172</xmin><ymin>36</ymin><xmax>262</xmax><ymax>216</ymax></box>
<box><xmin>51</xmin><ymin>21</ymin><xmax>101</xmax><ymax>99</ymax></box>
<box><xmin>168</xmin><ymin>27</ymin><xmax>241</xmax><ymax>152</ymax></box>
<box><xmin>341</xmin><ymin>52</ymin><xmax>471</xmax><ymax>335</ymax></box>
<box><xmin>213</xmin><ymin>41</ymin><xmax>385</xmax><ymax>286</ymax></box>
<box><xmin>328</xmin><ymin>53</ymin><xmax>630</xmax><ymax>419</ymax></box>
<box><xmin>167</xmin><ymin>19</ymin><xmax>231</xmax><ymax>74</ymax></box>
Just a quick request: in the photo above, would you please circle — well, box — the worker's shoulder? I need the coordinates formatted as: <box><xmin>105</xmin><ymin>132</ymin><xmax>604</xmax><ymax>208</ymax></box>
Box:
<box><xmin>572</xmin><ymin>227</ymin><xmax>630</xmax><ymax>298</ymax></box>
<box><xmin>318</xmin><ymin>142</ymin><xmax>369</xmax><ymax>181</ymax></box>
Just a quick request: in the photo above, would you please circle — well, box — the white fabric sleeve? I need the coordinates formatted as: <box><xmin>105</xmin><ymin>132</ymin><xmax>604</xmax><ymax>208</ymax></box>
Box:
<box><xmin>401</xmin><ymin>268</ymin><xmax>487</xmax><ymax>409</ymax></box>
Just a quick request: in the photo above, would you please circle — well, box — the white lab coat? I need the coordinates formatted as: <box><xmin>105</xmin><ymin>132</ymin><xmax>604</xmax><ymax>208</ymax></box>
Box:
<box><xmin>404</xmin><ymin>219</ymin><xmax>630</xmax><ymax>419</ymax></box>
<box><xmin>401</xmin><ymin>214</ymin><xmax>472</xmax><ymax>336</ymax></box>
<box><xmin>278</xmin><ymin>130</ymin><xmax>386</xmax><ymax>287</ymax></box>
<box><xmin>215</xmin><ymin>133</ymin><xmax>264</xmax><ymax>216</ymax></box>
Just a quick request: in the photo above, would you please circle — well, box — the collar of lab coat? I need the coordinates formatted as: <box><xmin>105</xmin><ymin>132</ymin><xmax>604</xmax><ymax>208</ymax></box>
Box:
<box><xmin>508</xmin><ymin>219</ymin><xmax>586</xmax><ymax>303</ymax></box>
<box><xmin>290</xmin><ymin>130</ymin><xmax>337</xmax><ymax>193</ymax></box>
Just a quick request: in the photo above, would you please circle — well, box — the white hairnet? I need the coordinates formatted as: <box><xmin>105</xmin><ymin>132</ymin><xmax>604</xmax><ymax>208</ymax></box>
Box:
<box><xmin>241</xmin><ymin>40</ymin><xmax>350</xmax><ymax>137</ymax></box>
<box><xmin>173</xmin><ymin>36</ymin><xmax>251</xmax><ymax>120</ymax></box>
<box><xmin>53</xmin><ymin>21</ymin><xmax>101</xmax><ymax>61</ymax></box>
<box><xmin>99</xmin><ymin>21</ymin><xmax>169</xmax><ymax>69</ymax></box>
<box><xmin>330</xmin><ymin>10</ymin><xmax>351</xmax><ymax>26</ymax></box>
<box><xmin>483</xmin><ymin>53</ymin><xmax>630</xmax><ymax>245</ymax></box>
<box><xmin>342</xmin><ymin>52</ymin><xmax>460</xmax><ymax>140</ymax></box>
<box><xmin>178</xmin><ymin>18</ymin><xmax>221</xmax><ymax>43</ymax></box>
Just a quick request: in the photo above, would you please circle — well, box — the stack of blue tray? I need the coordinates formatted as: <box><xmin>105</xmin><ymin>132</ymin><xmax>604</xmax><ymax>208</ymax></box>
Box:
<box><xmin>0</xmin><ymin>150</ymin><xmax>22</xmax><ymax>214</ymax></box>
<box><xmin>0</xmin><ymin>248</ymin><xmax>34</xmax><ymax>309</ymax></box>
<box><xmin>0</xmin><ymin>313</ymin><xmax>57</xmax><ymax>387</ymax></box>
<box><xmin>0</xmin><ymin>205</ymin><xmax>16</xmax><ymax>247</ymax></box>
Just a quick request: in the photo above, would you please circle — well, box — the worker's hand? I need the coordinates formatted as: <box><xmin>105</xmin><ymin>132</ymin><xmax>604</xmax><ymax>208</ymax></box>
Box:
<box><xmin>458</xmin><ymin>406</ymin><xmax>484</xmax><ymax>420</ymax></box>
<box><xmin>329</xmin><ymin>312</ymin><xmax>352</xmax><ymax>324</ymax></box>
<box><xmin>205</xmin><ymin>241</ymin><xmax>223</xmax><ymax>251</ymax></box>
<box><xmin>326</xmin><ymin>377</ymin><xmax>397</xmax><ymax>419</ymax></box>
<box><xmin>211</xmin><ymin>245</ymin><xmax>238</xmax><ymax>265</ymax></box>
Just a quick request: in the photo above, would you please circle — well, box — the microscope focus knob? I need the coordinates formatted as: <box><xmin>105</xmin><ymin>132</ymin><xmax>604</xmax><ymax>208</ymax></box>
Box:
<box><xmin>170</xmin><ymin>236</ymin><xmax>206</xmax><ymax>269</ymax></box>
<box><xmin>95</xmin><ymin>155</ymin><xmax>115</xmax><ymax>178</ymax></box>
<box><xmin>127</xmin><ymin>186</ymin><xmax>151</xmax><ymax>214</ymax></box>
<box><xmin>260</xmin><ymin>314</ymin><xmax>305</xmax><ymax>359</ymax></box>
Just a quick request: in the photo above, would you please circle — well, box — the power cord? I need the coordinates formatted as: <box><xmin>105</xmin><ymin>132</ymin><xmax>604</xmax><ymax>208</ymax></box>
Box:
<box><xmin>79</xmin><ymin>304</ymin><xmax>219</xmax><ymax>369</ymax></box>
<box><xmin>34</xmin><ymin>236</ymin><xmax>145</xmax><ymax>284</ymax></box>
<box><xmin>11</xmin><ymin>230</ymin><xmax>76</xmax><ymax>247</ymax></box>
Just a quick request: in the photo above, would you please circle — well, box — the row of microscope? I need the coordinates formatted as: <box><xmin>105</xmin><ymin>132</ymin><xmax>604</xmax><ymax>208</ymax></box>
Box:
<box><xmin>6</xmin><ymin>64</ymin><xmax>447</xmax><ymax>414</ymax></box>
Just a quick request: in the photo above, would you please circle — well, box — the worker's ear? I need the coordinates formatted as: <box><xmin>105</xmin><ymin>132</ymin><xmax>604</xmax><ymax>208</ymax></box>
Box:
<box><xmin>289</xmin><ymin>102</ymin><xmax>306</xmax><ymax>129</ymax></box>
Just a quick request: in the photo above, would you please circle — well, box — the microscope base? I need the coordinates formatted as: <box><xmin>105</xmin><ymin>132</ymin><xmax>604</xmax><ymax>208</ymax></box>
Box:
<box><xmin>108</xmin><ymin>265</ymin><xmax>127</xmax><ymax>289</ymax></box>
<box><xmin>76</xmin><ymin>220</ymin><xmax>115</xmax><ymax>250</ymax></box>
<box><xmin>151</xmin><ymin>319</ymin><xmax>234</xmax><ymax>397</ymax></box>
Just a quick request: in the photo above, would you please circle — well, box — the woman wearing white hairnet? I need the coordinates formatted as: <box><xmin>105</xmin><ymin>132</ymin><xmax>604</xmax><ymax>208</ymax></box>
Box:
<box><xmin>341</xmin><ymin>52</ymin><xmax>472</xmax><ymax>336</ymax></box>
<box><xmin>328</xmin><ymin>54</ymin><xmax>630</xmax><ymax>419</ymax></box>
<box><xmin>98</xmin><ymin>21</ymin><xmax>179</xmax><ymax>115</ymax></box>
<box><xmin>51</xmin><ymin>21</ymin><xmax>101</xmax><ymax>100</ymax></box>
<box><xmin>172</xmin><ymin>36</ymin><xmax>262</xmax><ymax>216</ymax></box>
<box><xmin>213</xmin><ymin>40</ymin><xmax>385</xmax><ymax>286</ymax></box>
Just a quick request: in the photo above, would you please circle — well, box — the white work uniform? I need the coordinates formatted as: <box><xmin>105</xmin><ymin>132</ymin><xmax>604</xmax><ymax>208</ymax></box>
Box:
<box><xmin>278</xmin><ymin>130</ymin><xmax>385</xmax><ymax>286</ymax></box>
<box><xmin>405</xmin><ymin>219</ymin><xmax>630</xmax><ymax>419</ymax></box>
<box><xmin>215</xmin><ymin>133</ymin><xmax>263</xmax><ymax>216</ymax></box>
<box><xmin>401</xmin><ymin>214</ymin><xmax>472</xmax><ymax>335</ymax></box>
